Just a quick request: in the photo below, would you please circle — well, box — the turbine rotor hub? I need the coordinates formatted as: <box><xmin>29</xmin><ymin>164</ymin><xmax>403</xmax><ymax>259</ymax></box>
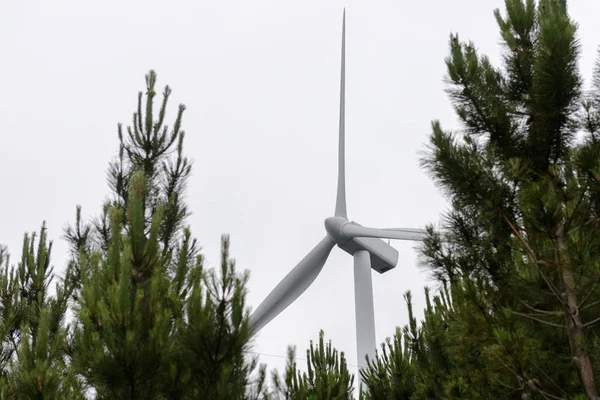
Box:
<box><xmin>324</xmin><ymin>216</ymin><xmax>351</xmax><ymax>243</ymax></box>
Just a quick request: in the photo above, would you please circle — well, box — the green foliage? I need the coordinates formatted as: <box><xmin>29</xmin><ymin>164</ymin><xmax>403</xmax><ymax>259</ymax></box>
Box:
<box><xmin>360</xmin><ymin>326</ymin><xmax>415</xmax><ymax>400</ymax></box>
<box><xmin>271</xmin><ymin>331</ymin><xmax>354</xmax><ymax>400</ymax></box>
<box><xmin>0</xmin><ymin>245</ymin><xmax>18</xmax><ymax>386</ymax></box>
<box><xmin>360</xmin><ymin>0</ymin><xmax>600</xmax><ymax>398</ymax></box>
<box><xmin>63</xmin><ymin>70</ymin><xmax>265</xmax><ymax>399</ymax></box>
<box><xmin>64</xmin><ymin>70</ymin><xmax>191</xmax><ymax>295</ymax></box>
<box><xmin>0</xmin><ymin>226</ymin><xmax>83</xmax><ymax>399</ymax></box>
<box><xmin>72</xmin><ymin>173</ymin><xmax>176</xmax><ymax>398</ymax></box>
<box><xmin>175</xmin><ymin>235</ymin><xmax>258</xmax><ymax>398</ymax></box>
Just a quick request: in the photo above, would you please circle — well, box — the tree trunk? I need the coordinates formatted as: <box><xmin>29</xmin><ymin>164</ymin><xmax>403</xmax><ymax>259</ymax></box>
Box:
<box><xmin>557</xmin><ymin>224</ymin><xmax>599</xmax><ymax>399</ymax></box>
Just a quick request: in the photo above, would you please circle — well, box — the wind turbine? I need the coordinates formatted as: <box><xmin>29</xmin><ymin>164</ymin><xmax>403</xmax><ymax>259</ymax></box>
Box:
<box><xmin>249</xmin><ymin>10</ymin><xmax>427</xmax><ymax>379</ymax></box>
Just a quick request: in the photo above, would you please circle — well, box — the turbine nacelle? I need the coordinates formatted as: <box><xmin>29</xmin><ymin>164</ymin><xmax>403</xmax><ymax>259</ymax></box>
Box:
<box><xmin>325</xmin><ymin>216</ymin><xmax>399</xmax><ymax>274</ymax></box>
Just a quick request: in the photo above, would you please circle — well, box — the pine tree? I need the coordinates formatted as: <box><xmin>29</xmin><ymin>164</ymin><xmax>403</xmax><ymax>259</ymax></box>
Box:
<box><xmin>0</xmin><ymin>225</ymin><xmax>83</xmax><ymax>399</ymax></box>
<box><xmin>64</xmin><ymin>70</ymin><xmax>191</xmax><ymax>296</ymax></box>
<box><xmin>359</xmin><ymin>0</ymin><xmax>600</xmax><ymax>398</ymax></box>
<box><xmin>65</xmin><ymin>70</ymin><xmax>265</xmax><ymax>398</ymax></box>
<box><xmin>270</xmin><ymin>346</ymin><xmax>306</xmax><ymax>399</ymax></box>
<box><xmin>0</xmin><ymin>244</ymin><xmax>18</xmax><ymax>394</ymax></box>
<box><xmin>415</xmin><ymin>0</ymin><xmax>600</xmax><ymax>397</ymax></box>
<box><xmin>359</xmin><ymin>325</ymin><xmax>415</xmax><ymax>400</ymax></box>
<box><xmin>71</xmin><ymin>172</ymin><xmax>179</xmax><ymax>398</ymax></box>
<box><xmin>271</xmin><ymin>330</ymin><xmax>354</xmax><ymax>400</ymax></box>
<box><xmin>175</xmin><ymin>234</ymin><xmax>261</xmax><ymax>398</ymax></box>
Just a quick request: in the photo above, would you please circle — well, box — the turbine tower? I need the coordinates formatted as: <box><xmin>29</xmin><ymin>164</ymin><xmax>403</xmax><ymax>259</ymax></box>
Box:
<box><xmin>249</xmin><ymin>10</ymin><xmax>427</xmax><ymax>380</ymax></box>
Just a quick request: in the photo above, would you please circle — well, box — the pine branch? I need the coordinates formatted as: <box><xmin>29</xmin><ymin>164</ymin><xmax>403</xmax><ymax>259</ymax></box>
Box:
<box><xmin>501</xmin><ymin>212</ymin><xmax>564</xmax><ymax>303</ymax></box>
<box><xmin>577</xmin><ymin>277</ymin><xmax>600</xmax><ymax>309</ymax></box>
<box><xmin>517</xmin><ymin>299</ymin><xmax>563</xmax><ymax>316</ymax></box>
<box><xmin>511</xmin><ymin>311</ymin><xmax>566</xmax><ymax>328</ymax></box>
<box><xmin>580</xmin><ymin>299</ymin><xmax>600</xmax><ymax>313</ymax></box>
<box><xmin>530</xmin><ymin>359</ymin><xmax>570</xmax><ymax>396</ymax></box>
<box><xmin>564</xmin><ymin>185</ymin><xmax>588</xmax><ymax>233</ymax></box>
<box><xmin>582</xmin><ymin>315</ymin><xmax>600</xmax><ymax>329</ymax></box>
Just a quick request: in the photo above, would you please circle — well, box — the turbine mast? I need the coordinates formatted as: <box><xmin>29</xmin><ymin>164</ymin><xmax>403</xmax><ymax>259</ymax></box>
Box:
<box><xmin>334</xmin><ymin>9</ymin><xmax>347</xmax><ymax>218</ymax></box>
<box><xmin>354</xmin><ymin>249</ymin><xmax>376</xmax><ymax>389</ymax></box>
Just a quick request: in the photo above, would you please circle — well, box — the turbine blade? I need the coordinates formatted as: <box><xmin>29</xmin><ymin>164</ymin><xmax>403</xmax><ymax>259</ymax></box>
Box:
<box><xmin>249</xmin><ymin>236</ymin><xmax>336</xmax><ymax>335</ymax></box>
<box><xmin>334</xmin><ymin>10</ymin><xmax>347</xmax><ymax>218</ymax></box>
<box><xmin>343</xmin><ymin>225</ymin><xmax>428</xmax><ymax>241</ymax></box>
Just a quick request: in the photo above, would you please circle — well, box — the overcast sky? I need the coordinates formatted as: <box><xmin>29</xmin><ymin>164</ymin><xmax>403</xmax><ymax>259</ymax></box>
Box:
<box><xmin>2</xmin><ymin>0</ymin><xmax>599</xmax><ymax>385</ymax></box>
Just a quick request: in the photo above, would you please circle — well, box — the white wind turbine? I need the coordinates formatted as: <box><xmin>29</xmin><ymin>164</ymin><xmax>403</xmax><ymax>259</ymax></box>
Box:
<box><xmin>249</xmin><ymin>10</ymin><xmax>427</xmax><ymax>378</ymax></box>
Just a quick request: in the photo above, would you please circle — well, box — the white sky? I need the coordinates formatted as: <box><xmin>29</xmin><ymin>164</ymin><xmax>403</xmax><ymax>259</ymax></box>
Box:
<box><xmin>2</xmin><ymin>0</ymin><xmax>599</xmax><ymax>387</ymax></box>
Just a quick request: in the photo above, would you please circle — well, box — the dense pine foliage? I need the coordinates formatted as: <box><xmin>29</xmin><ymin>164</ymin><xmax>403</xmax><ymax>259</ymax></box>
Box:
<box><xmin>360</xmin><ymin>0</ymin><xmax>600</xmax><ymax>398</ymax></box>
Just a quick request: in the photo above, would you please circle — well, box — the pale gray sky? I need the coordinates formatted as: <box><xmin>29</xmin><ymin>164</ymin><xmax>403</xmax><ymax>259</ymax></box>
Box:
<box><xmin>1</xmin><ymin>0</ymin><xmax>599</xmax><ymax>384</ymax></box>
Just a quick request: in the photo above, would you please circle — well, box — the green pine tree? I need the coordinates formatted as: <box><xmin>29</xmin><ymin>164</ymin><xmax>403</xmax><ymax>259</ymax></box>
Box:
<box><xmin>417</xmin><ymin>0</ymin><xmax>600</xmax><ymax>397</ymax></box>
<box><xmin>0</xmin><ymin>244</ymin><xmax>18</xmax><ymax>394</ymax></box>
<box><xmin>175</xmin><ymin>234</ymin><xmax>263</xmax><ymax>398</ymax></box>
<box><xmin>65</xmin><ymin>70</ymin><xmax>266</xmax><ymax>399</ymax></box>
<box><xmin>0</xmin><ymin>225</ymin><xmax>84</xmax><ymax>399</ymax></box>
<box><xmin>271</xmin><ymin>330</ymin><xmax>354</xmax><ymax>400</ymax></box>
<box><xmin>359</xmin><ymin>325</ymin><xmax>415</xmax><ymax>400</ymax></box>
<box><xmin>361</xmin><ymin>0</ymin><xmax>600</xmax><ymax>398</ymax></box>
<box><xmin>72</xmin><ymin>173</ymin><xmax>179</xmax><ymax>398</ymax></box>
<box><xmin>64</xmin><ymin>69</ymin><xmax>191</xmax><ymax>296</ymax></box>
